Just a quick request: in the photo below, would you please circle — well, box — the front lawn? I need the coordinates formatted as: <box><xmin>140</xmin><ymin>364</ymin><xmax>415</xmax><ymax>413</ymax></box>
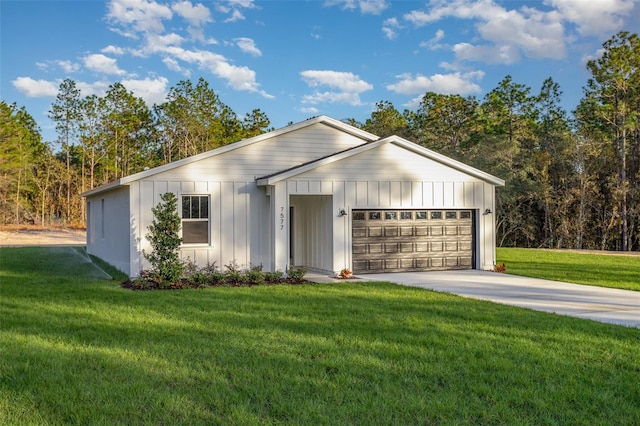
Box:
<box><xmin>497</xmin><ymin>248</ymin><xmax>640</xmax><ymax>291</ymax></box>
<box><xmin>1</xmin><ymin>247</ymin><xmax>639</xmax><ymax>425</ymax></box>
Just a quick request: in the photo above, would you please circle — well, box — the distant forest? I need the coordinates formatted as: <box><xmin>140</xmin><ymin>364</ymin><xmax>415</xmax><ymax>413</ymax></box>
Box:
<box><xmin>2</xmin><ymin>32</ymin><xmax>638</xmax><ymax>251</ymax></box>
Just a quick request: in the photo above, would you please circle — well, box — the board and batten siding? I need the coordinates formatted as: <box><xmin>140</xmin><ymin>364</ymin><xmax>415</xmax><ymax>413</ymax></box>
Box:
<box><xmin>128</xmin><ymin>122</ymin><xmax>370</xmax><ymax>274</ymax></box>
<box><xmin>130</xmin><ymin>178</ymin><xmax>271</xmax><ymax>275</ymax></box>
<box><xmin>282</xmin><ymin>142</ymin><xmax>498</xmax><ymax>271</ymax></box>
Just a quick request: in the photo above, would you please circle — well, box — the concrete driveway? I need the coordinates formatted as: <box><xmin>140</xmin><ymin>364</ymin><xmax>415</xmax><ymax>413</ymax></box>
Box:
<box><xmin>359</xmin><ymin>270</ymin><xmax>640</xmax><ymax>329</ymax></box>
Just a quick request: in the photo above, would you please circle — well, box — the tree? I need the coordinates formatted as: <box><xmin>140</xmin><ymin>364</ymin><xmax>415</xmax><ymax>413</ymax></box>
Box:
<box><xmin>362</xmin><ymin>101</ymin><xmax>408</xmax><ymax>138</ymax></box>
<box><xmin>408</xmin><ymin>92</ymin><xmax>479</xmax><ymax>157</ymax></box>
<box><xmin>154</xmin><ymin>78</ymin><xmax>243</xmax><ymax>162</ymax></box>
<box><xmin>102</xmin><ymin>83</ymin><xmax>154</xmax><ymax>181</ymax></box>
<box><xmin>583</xmin><ymin>31</ymin><xmax>639</xmax><ymax>251</ymax></box>
<box><xmin>0</xmin><ymin>102</ymin><xmax>44</xmax><ymax>224</ymax></box>
<box><xmin>49</xmin><ymin>79</ymin><xmax>80</xmax><ymax>223</ymax></box>
<box><xmin>144</xmin><ymin>192</ymin><xmax>184</xmax><ymax>284</ymax></box>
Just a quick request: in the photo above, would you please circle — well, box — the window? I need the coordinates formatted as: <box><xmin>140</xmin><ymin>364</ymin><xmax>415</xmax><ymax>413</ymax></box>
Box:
<box><xmin>460</xmin><ymin>211</ymin><xmax>471</xmax><ymax>219</ymax></box>
<box><xmin>416</xmin><ymin>211</ymin><xmax>427</xmax><ymax>219</ymax></box>
<box><xmin>182</xmin><ymin>195</ymin><xmax>209</xmax><ymax>244</ymax></box>
<box><xmin>353</xmin><ymin>211</ymin><xmax>365</xmax><ymax>221</ymax></box>
<box><xmin>431</xmin><ymin>211</ymin><xmax>443</xmax><ymax>219</ymax></box>
<box><xmin>401</xmin><ymin>211</ymin><xmax>412</xmax><ymax>220</ymax></box>
<box><xmin>369</xmin><ymin>211</ymin><xmax>381</xmax><ymax>220</ymax></box>
<box><xmin>385</xmin><ymin>211</ymin><xmax>397</xmax><ymax>220</ymax></box>
<box><xmin>446</xmin><ymin>211</ymin><xmax>457</xmax><ymax>219</ymax></box>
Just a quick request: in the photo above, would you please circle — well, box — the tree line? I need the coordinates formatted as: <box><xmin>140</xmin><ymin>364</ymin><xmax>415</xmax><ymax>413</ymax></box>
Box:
<box><xmin>1</xmin><ymin>32</ymin><xmax>638</xmax><ymax>251</ymax></box>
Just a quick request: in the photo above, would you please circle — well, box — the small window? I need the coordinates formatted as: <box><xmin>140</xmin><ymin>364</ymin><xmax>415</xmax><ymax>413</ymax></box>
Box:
<box><xmin>430</xmin><ymin>211</ymin><xmax>443</xmax><ymax>220</ymax></box>
<box><xmin>416</xmin><ymin>211</ymin><xmax>427</xmax><ymax>220</ymax></box>
<box><xmin>385</xmin><ymin>211</ymin><xmax>397</xmax><ymax>220</ymax></box>
<box><xmin>353</xmin><ymin>211</ymin><xmax>365</xmax><ymax>221</ymax></box>
<box><xmin>369</xmin><ymin>211</ymin><xmax>381</xmax><ymax>220</ymax></box>
<box><xmin>182</xmin><ymin>195</ymin><xmax>209</xmax><ymax>244</ymax></box>
<box><xmin>446</xmin><ymin>211</ymin><xmax>457</xmax><ymax>219</ymax></box>
<box><xmin>400</xmin><ymin>211</ymin><xmax>412</xmax><ymax>220</ymax></box>
<box><xmin>460</xmin><ymin>211</ymin><xmax>471</xmax><ymax>219</ymax></box>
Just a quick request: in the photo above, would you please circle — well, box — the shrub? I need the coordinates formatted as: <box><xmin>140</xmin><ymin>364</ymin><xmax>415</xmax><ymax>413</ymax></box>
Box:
<box><xmin>264</xmin><ymin>270</ymin><xmax>284</xmax><ymax>283</ymax></box>
<box><xmin>223</xmin><ymin>260</ymin><xmax>244</xmax><ymax>285</ymax></box>
<box><xmin>143</xmin><ymin>192</ymin><xmax>184</xmax><ymax>285</ymax></box>
<box><xmin>287</xmin><ymin>266</ymin><xmax>307</xmax><ymax>282</ymax></box>
<box><xmin>245</xmin><ymin>268</ymin><xmax>265</xmax><ymax>286</ymax></box>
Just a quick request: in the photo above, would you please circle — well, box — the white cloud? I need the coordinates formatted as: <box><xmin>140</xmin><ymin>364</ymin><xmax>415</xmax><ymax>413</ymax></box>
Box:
<box><xmin>325</xmin><ymin>0</ymin><xmax>389</xmax><ymax>14</ymax></box>
<box><xmin>101</xmin><ymin>45</ymin><xmax>125</xmax><ymax>55</ymax></box>
<box><xmin>453</xmin><ymin>42</ymin><xmax>521</xmax><ymax>64</ymax></box>
<box><xmin>359</xmin><ymin>0</ymin><xmax>389</xmax><ymax>15</ymax></box>
<box><xmin>382</xmin><ymin>17</ymin><xmax>400</xmax><ymax>40</ymax></box>
<box><xmin>386</xmin><ymin>71</ymin><xmax>484</xmax><ymax>97</ymax></box>
<box><xmin>419</xmin><ymin>29</ymin><xmax>445</xmax><ymax>50</ymax></box>
<box><xmin>225</xmin><ymin>9</ymin><xmax>245</xmax><ymax>22</ymax></box>
<box><xmin>163</xmin><ymin>57</ymin><xmax>191</xmax><ymax>76</ymax></box>
<box><xmin>12</xmin><ymin>77</ymin><xmax>59</xmax><ymax>97</ymax></box>
<box><xmin>57</xmin><ymin>60</ymin><xmax>81</xmax><ymax>73</ymax></box>
<box><xmin>172</xmin><ymin>1</ymin><xmax>211</xmax><ymax>26</ymax></box>
<box><xmin>106</xmin><ymin>0</ymin><xmax>173</xmax><ymax>36</ymax></box>
<box><xmin>172</xmin><ymin>1</ymin><xmax>212</xmax><ymax>40</ymax></box>
<box><xmin>300</xmin><ymin>70</ymin><xmax>373</xmax><ymax>106</ymax></box>
<box><xmin>161</xmin><ymin>46</ymin><xmax>272</xmax><ymax>97</ymax></box>
<box><xmin>84</xmin><ymin>54</ymin><xmax>126</xmax><ymax>75</ymax></box>
<box><xmin>235</xmin><ymin>37</ymin><xmax>262</xmax><ymax>56</ymax></box>
<box><xmin>404</xmin><ymin>0</ymin><xmax>567</xmax><ymax>63</ymax></box>
<box><xmin>142</xmin><ymin>32</ymin><xmax>185</xmax><ymax>55</ymax></box>
<box><xmin>547</xmin><ymin>0</ymin><xmax>635</xmax><ymax>36</ymax></box>
<box><xmin>75</xmin><ymin>80</ymin><xmax>113</xmax><ymax>97</ymax></box>
<box><xmin>121</xmin><ymin>76</ymin><xmax>169</xmax><ymax>105</ymax></box>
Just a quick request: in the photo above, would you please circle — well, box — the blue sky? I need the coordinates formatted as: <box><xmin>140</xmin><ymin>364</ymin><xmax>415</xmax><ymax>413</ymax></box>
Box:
<box><xmin>2</xmin><ymin>0</ymin><xmax>639</xmax><ymax>144</ymax></box>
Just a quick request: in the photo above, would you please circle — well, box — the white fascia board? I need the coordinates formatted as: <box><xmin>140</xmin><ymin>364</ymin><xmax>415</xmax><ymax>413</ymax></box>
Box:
<box><xmin>81</xmin><ymin>115</ymin><xmax>379</xmax><ymax>198</ymax></box>
<box><xmin>80</xmin><ymin>179</ymin><xmax>124</xmax><ymax>198</ymax></box>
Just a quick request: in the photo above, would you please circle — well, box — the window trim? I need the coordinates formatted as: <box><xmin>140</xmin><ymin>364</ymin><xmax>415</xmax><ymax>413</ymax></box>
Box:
<box><xmin>180</xmin><ymin>194</ymin><xmax>210</xmax><ymax>245</ymax></box>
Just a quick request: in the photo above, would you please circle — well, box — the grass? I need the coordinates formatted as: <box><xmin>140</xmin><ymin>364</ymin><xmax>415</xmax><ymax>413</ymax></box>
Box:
<box><xmin>1</xmin><ymin>247</ymin><xmax>640</xmax><ymax>425</ymax></box>
<box><xmin>497</xmin><ymin>248</ymin><xmax>640</xmax><ymax>291</ymax></box>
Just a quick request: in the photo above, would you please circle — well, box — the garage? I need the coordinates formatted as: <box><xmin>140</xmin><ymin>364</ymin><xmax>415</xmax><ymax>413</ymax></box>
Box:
<box><xmin>352</xmin><ymin>209</ymin><xmax>474</xmax><ymax>273</ymax></box>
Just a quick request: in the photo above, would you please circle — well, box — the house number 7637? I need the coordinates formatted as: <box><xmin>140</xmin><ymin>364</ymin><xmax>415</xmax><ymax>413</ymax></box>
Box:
<box><xmin>280</xmin><ymin>206</ymin><xmax>285</xmax><ymax>230</ymax></box>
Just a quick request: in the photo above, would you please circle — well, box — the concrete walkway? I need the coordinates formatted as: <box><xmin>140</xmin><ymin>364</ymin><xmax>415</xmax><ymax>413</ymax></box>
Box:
<box><xmin>314</xmin><ymin>270</ymin><xmax>640</xmax><ymax>329</ymax></box>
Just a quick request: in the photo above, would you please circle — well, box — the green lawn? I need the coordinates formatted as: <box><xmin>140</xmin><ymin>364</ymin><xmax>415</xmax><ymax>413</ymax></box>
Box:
<box><xmin>1</xmin><ymin>247</ymin><xmax>639</xmax><ymax>425</ymax></box>
<box><xmin>497</xmin><ymin>248</ymin><xmax>640</xmax><ymax>291</ymax></box>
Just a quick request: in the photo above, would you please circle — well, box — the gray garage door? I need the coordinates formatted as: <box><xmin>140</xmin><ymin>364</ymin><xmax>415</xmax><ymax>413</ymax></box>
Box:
<box><xmin>352</xmin><ymin>209</ymin><xmax>474</xmax><ymax>273</ymax></box>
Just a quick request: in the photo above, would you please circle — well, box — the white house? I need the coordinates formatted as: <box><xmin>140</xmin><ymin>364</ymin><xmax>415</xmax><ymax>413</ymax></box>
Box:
<box><xmin>82</xmin><ymin>116</ymin><xmax>505</xmax><ymax>277</ymax></box>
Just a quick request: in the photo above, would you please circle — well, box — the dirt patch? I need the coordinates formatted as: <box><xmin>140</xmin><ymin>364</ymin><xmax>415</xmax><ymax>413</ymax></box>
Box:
<box><xmin>0</xmin><ymin>227</ymin><xmax>86</xmax><ymax>246</ymax></box>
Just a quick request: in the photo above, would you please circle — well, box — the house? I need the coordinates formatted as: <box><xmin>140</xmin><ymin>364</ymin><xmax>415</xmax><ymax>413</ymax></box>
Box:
<box><xmin>82</xmin><ymin>116</ymin><xmax>505</xmax><ymax>277</ymax></box>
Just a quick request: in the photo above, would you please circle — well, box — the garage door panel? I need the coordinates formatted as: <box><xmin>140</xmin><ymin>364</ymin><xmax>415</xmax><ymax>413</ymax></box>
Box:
<box><xmin>353</xmin><ymin>243</ymin><xmax>367</xmax><ymax>254</ymax></box>
<box><xmin>400</xmin><ymin>226</ymin><xmax>414</xmax><ymax>236</ymax></box>
<box><xmin>369</xmin><ymin>243</ymin><xmax>383</xmax><ymax>253</ymax></box>
<box><xmin>368</xmin><ymin>227</ymin><xmax>382</xmax><ymax>237</ymax></box>
<box><xmin>385</xmin><ymin>243</ymin><xmax>399</xmax><ymax>253</ymax></box>
<box><xmin>352</xmin><ymin>209</ymin><xmax>474</xmax><ymax>273</ymax></box>
<box><xmin>353</xmin><ymin>227</ymin><xmax>366</xmax><ymax>238</ymax></box>
<box><xmin>430</xmin><ymin>226</ymin><xmax>443</xmax><ymax>236</ymax></box>
<box><xmin>384</xmin><ymin>227</ymin><xmax>399</xmax><ymax>237</ymax></box>
<box><xmin>400</xmin><ymin>242</ymin><xmax>413</xmax><ymax>252</ymax></box>
<box><xmin>445</xmin><ymin>226</ymin><xmax>458</xmax><ymax>235</ymax></box>
<box><xmin>415</xmin><ymin>226</ymin><xmax>429</xmax><ymax>236</ymax></box>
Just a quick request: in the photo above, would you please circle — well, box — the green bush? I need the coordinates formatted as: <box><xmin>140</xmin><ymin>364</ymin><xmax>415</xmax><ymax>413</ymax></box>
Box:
<box><xmin>286</xmin><ymin>266</ymin><xmax>307</xmax><ymax>282</ymax></box>
<box><xmin>264</xmin><ymin>270</ymin><xmax>284</xmax><ymax>283</ymax></box>
<box><xmin>143</xmin><ymin>192</ymin><xmax>184</xmax><ymax>286</ymax></box>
